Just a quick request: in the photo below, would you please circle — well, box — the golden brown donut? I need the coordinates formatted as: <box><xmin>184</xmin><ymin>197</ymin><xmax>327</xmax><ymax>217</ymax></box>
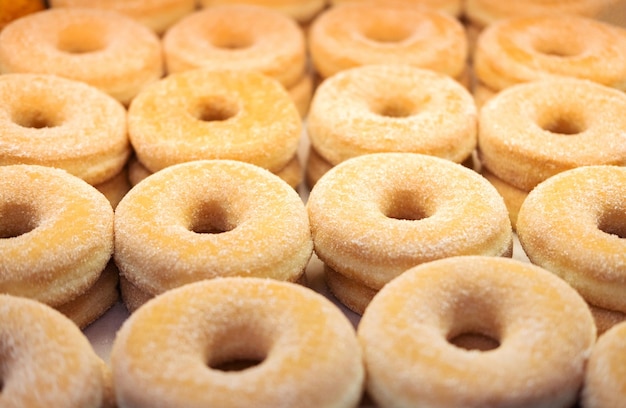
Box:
<box><xmin>0</xmin><ymin>8</ymin><xmax>164</xmax><ymax>105</ymax></box>
<box><xmin>480</xmin><ymin>167</ymin><xmax>528</xmax><ymax>231</ymax></box>
<box><xmin>198</xmin><ymin>0</ymin><xmax>327</xmax><ymax>24</ymax></box>
<box><xmin>358</xmin><ymin>256</ymin><xmax>596</xmax><ymax>408</ymax></box>
<box><xmin>0</xmin><ymin>73</ymin><xmax>130</xmax><ymax>185</ymax></box>
<box><xmin>582</xmin><ymin>321</ymin><xmax>626</xmax><ymax>408</ymax></box>
<box><xmin>0</xmin><ymin>0</ymin><xmax>44</xmax><ymax>30</ymax></box>
<box><xmin>114</xmin><ymin>160</ymin><xmax>313</xmax><ymax>299</ymax></box>
<box><xmin>94</xmin><ymin>166</ymin><xmax>132</xmax><ymax>209</ymax></box>
<box><xmin>329</xmin><ymin>0</ymin><xmax>464</xmax><ymax>17</ymax></box>
<box><xmin>307</xmin><ymin>64</ymin><xmax>478</xmax><ymax>167</ymax></box>
<box><xmin>324</xmin><ymin>265</ymin><xmax>377</xmax><ymax>315</ymax></box>
<box><xmin>0</xmin><ymin>164</ymin><xmax>114</xmax><ymax>307</ymax></box>
<box><xmin>474</xmin><ymin>15</ymin><xmax>626</xmax><ymax>94</ymax></box>
<box><xmin>0</xmin><ymin>293</ymin><xmax>109</xmax><ymax>407</ymax></box>
<box><xmin>478</xmin><ymin>77</ymin><xmax>626</xmax><ymax>192</ymax></box>
<box><xmin>589</xmin><ymin>304</ymin><xmax>626</xmax><ymax>337</ymax></box>
<box><xmin>309</xmin><ymin>3</ymin><xmax>468</xmax><ymax>80</ymax></box>
<box><xmin>111</xmin><ymin>277</ymin><xmax>364</xmax><ymax>407</ymax></box>
<box><xmin>307</xmin><ymin>153</ymin><xmax>513</xmax><ymax>292</ymax></box>
<box><xmin>517</xmin><ymin>165</ymin><xmax>626</xmax><ymax>315</ymax></box>
<box><xmin>128</xmin><ymin>69</ymin><xmax>302</xmax><ymax>174</ymax></box>
<box><xmin>163</xmin><ymin>5</ymin><xmax>306</xmax><ymax>89</ymax></box>
<box><xmin>49</xmin><ymin>0</ymin><xmax>196</xmax><ymax>34</ymax></box>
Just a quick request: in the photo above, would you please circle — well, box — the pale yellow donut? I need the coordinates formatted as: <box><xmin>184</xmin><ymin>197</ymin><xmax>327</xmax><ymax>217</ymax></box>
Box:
<box><xmin>199</xmin><ymin>0</ymin><xmax>327</xmax><ymax>23</ymax></box>
<box><xmin>358</xmin><ymin>256</ymin><xmax>596</xmax><ymax>408</ymax></box>
<box><xmin>307</xmin><ymin>64</ymin><xmax>478</xmax><ymax>166</ymax></box>
<box><xmin>329</xmin><ymin>0</ymin><xmax>464</xmax><ymax>17</ymax></box>
<box><xmin>480</xmin><ymin>167</ymin><xmax>528</xmax><ymax>231</ymax></box>
<box><xmin>163</xmin><ymin>5</ymin><xmax>306</xmax><ymax>88</ymax></box>
<box><xmin>517</xmin><ymin>165</ymin><xmax>626</xmax><ymax>314</ymax></box>
<box><xmin>582</xmin><ymin>321</ymin><xmax>626</xmax><ymax>407</ymax></box>
<box><xmin>307</xmin><ymin>153</ymin><xmax>513</xmax><ymax>290</ymax></box>
<box><xmin>49</xmin><ymin>0</ymin><xmax>196</xmax><ymax>34</ymax></box>
<box><xmin>473</xmin><ymin>15</ymin><xmax>626</xmax><ymax>92</ymax></box>
<box><xmin>0</xmin><ymin>8</ymin><xmax>164</xmax><ymax>105</ymax></box>
<box><xmin>128</xmin><ymin>69</ymin><xmax>302</xmax><ymax>174</ymax></box>
<box><xmin>111</xmin><ymin>277</ymin><xmax>364</xmax><ymax>407</ymax></box>
<box><xmin>0</xmin><ymin>294</ymin><xmax>108</xmax><ymax>407</ymax></box>
<box><xmin>478</xmin><ymin>77</ymin><xmax>626</xmax><ymax>192</ymax></box>
<box><xmin>0</xmin><ymin>165</ymin><xmax>114</xmax><ymax>307</ymax></box>
<box><xmin>94</xmin><ymin>166</ymin><xmax>132</xmax><ymax>209</ymax></box>
<box><xmin>0</xmin><ymin>73</ymin><xmax>130</xmax><ymax>185</ymax></box>
<box><xmin>309</xmin><ymin>3</ymin><xmax>468</xmax><ymax>79</ymax></box>
<box><xmin>114</xmin><ymin>160</ymin><xmax>313</xmax><ymax>297</ymax></box>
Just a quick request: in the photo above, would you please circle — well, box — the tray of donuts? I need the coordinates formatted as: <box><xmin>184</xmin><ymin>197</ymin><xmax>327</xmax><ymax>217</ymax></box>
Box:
<box><xmin>2</xmin><ymin>0</ymin><xmax>626</xmax><ymax>406</ymax></box>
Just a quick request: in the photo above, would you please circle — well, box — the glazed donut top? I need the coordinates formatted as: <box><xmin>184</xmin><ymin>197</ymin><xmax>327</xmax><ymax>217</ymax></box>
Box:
<box><xmin>163</xmin><ymin>5</ymin><xmax>306</xmax><ymax>88</ymax></box>
<box><xmin>307</xmin><ymin>64</ymin><xmax>478</xmax><ymax>165</ymax></box>
<box><xmin>474</xmin><ymin>15</ymin><xmax>626</xmax><ymax>92</ymax></box>
<box><xmin>309</xmin><ymin>3</ymin><xmax>468</xmax><ymax>79</ymax></box>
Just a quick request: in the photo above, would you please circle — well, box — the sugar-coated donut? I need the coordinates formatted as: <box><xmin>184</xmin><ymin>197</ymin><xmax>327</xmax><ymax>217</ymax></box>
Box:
<box><xmin>0</xmin><ymin>73</ymin><xmax>130</xmax><ymax>186</ymax></box>
<box><xmin>358</xmin><ymin>256</ymin><xmax>596</xmax><ymax>408</ymax></box>
<box><xmin>324</xmin><ymin>265</ymin><xmax>377</xmax><ymax>315</ymax></box>
<box><xmin>111</xmin><ymin>277</ymin><xmax>364</xmax><ymax>408</ymax></box>
<box><xmin>0</xmin><ymin>164</ymin><xmax>114</xmax><ymax>307</ymax></box>
<box><xmin>0</xmin><ymin>0</ymin><xmax>44</xmax><ymax>30</ymax></box>
<box><xmin>478</xmin><ymin>77</ymin><xmax>626</xmax><ymax>192</ymax></box>
<box><xmin>199</xmin><ymin>0</ymin><xmax>327</xmax><ymax>24</ymax></box>
<box><xmin>0</xmin><ymin>8</ymin><xmax>163</xmax><ymax>105</ymax></box>
<box><xmin>128</xmin><ymin>69</ymin><xmax>302</xmax><ymax>174</ymax></box>
<box><xmin>474</xmin><ymin>15</ymin><xmax>626</xmax><ymax>93</ymax></box>
<box><xmin>307</xmin><ymin>64</ymin><xmax>477</xmax><ymax>167</ymax></box>
<box><xmin>94</xmin><ymin>166</ymin><xmax>132</xmax><ymax>209</ymax></box>
<box><xmin>329</xmin><ymin>0</ymin><xmax>464</xmax><ymax>17</ymax></box>
<box><xmin>115</xmin><ymin>160</ymin><xmax>313</xmax><ymax>300</ymax></box>
<box><xmin>307</xmin><ymin>153</ymin><xmax>513</xmax><ymax>292</ymax></box>
<box><xmin>163</xmin><ymin>5</ymin><xmax>306</xmax><ymax>89</ymax></box>
<box><xmin>0</xmin><ymin>293</ymin><xmax>109</xmax><ymax>407</ymax></box>
<box><xmin>481</xmin><ymin>167</ymin><xmax>527</xmax><ymax>230</ymax></box>
<box><xmin>583</xmin><ymin>321</ymin><xmax>626</xmax><ymax>408</ymax></box>
<box><xmin>304</xmin><ymin>146</ymin><xmax>333</xmax><ymax>189</ymax></box>
<box><xmin>517</xmin><ymin>165</ymin><xmax>626</xmax><ymax>315</ymax></box>
<box><xmin>49</xmin><ymin>0</ymin><xmax>196</xmax><ymax>34</ymax></box>
<box><xmin>309</xmin><ymin>3</ymin><xmax>468</xmax><ymax>80</ymax></box>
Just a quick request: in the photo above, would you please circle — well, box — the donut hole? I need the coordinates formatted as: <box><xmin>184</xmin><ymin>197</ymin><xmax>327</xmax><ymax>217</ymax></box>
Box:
<box><xmin>532</xmin><ymin>36</ymin><xmax>584</xmax><ymax>58</ymax></box>
<box><xmin>12</xmin><ymin>108</ymin><xmax>61</xmax><ymax>129</ymax></box>
<box><xmin>206</xmin><ymin>325</ymin><xmax>270</xmax><ymax>372</ymax></box>
<box><xmin>57</xmin><ymin>23</ymin><xmax>107</xmax><ymax>54</ymax></box>
<box><xmin>189</xmin><ymin>200</ymin><xmax>236</xmax><ymax>234</ymax></box>
<box><xmin>382</xmin><ymin>190</ymin><xmax>430</xmax><ymax>221</ymax></box>
<box><xmin>370</xmin><ymin>96</ymin><xmax>422</xmax><ymax>118</ymax></box>
<box><xmin>445</xmin><ymin>296</ymin><xmax>502</xmax><ymax>352</ymax></box>
<box><xmin>362</xmin><ymin>22</ymin><xmax>412</xmax><ymax>43</ymax></box>
<box><xmin>536</xmin><ymin>108</ymin><xmax>587</xmax><ymax>135</ymax></box>
<box><xmin>208</xmin><ymin>28</ymin><xmax>253</xmax><ymax>50</ymax></box>
<box><xmin>598</xmin><ymin>209</ymin><xmax>626</xmax><ymax>239</ymax></box>
<box><xmin>192</xmin><ymin>96</ymin><xmax>239</xmax><ymax>122</ymax></box>
<box><xmin>448</xmin><ymin>332</ymin><xmax>501</xmax><ymax>352</ymax></box>
<box><xmin>0</xmin><ymin>202</ymin><xmax>40</xmax><ymax>238</ymax></box>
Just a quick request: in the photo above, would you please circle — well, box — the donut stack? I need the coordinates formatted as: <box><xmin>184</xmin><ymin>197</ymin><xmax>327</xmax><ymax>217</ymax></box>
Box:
<box><xmin>305</xmin><ymin>64</ymin><xmax>478</xmax><ymax>187</ymax></box>
<box><xmin>162</xmin><ymin>5</ymin><xmax>312</xmax><ymax>118</ymax></box>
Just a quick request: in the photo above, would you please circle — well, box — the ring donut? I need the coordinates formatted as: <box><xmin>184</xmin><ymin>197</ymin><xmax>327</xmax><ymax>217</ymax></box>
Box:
<box><xmin>0</xmin><ymin>164</ymin><xmax>114</xmax><ymax>307</ymax></box>
<box><xmin>358</xmin><ymin>256</ymin><xmax>596</xmax><ymax>408</ymax></box>
<box><xmin>517</xmin><ymin>165</ymin><xmax>626</xmax><ymax>315</ymax></box>
<box><xmin>111</xmin><ymin>277</ymin><xmax>364</xmax><ymax>407</ymax></box>
<box><xmin>0</xmin><ymin>8</ymin><xmax>163</xmax><ymax>105</ymax></box>
<box><xmin>114</xmin><ymin>160</ymin><xmax>313</xmax><ymax>303</ymax></box>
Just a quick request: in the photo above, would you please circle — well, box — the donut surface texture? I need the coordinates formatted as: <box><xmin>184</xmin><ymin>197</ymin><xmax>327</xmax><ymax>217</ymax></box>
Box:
<box><xmin>114</xmin><ymin>160</ymin><xmax>313</xmax><ymax>298</ymax></box>
<box><xmin>478</xmin><ymin>77</ymin><xmax>626</xmax><ymax>192</ymax></box>
<box><xmin>198</xmin><ymin>0</ymin><xmax>327</xmax><ymax>23</ymax></box>
<box><xmin>128</xmin><ymin>69</ymin><xmax>302</xmax><ymax>174</ymax></box>
<box><xmin>329</xmin><ymin>0</ymin><xmax>463</xmax><ymax>17</ymax></box>
<box><xmin>0</xmin><ymin>8</ymin><xmax>163</xmax><ymax>105</ymax></box>
<box><xmin>307</xmin><ymin>64</ymin><xmax>477</xmax><ymax>166</ymax></box>
<box><xmin>309</xmin><ymin>3</ymin><xmax>467</xmax><ymax>79</ymax></box>
<box><xmin>0</xmin><ymin>73</ymin><xmax>129</xmax><ymax>185</ymax></box>
<box><xmin>0</xmin><ymin>164</ymin><xmax>114</xmax><ymax>307</ymax></box>
<box><xmin>111</xmin><ymin>277</ymin><xmax>364</xmax><ymax>408</ymax></box>
<box><xmin>358</xmin><ymin>256</ymin><xmax>596</xmax><ymax>408</ymax></box>
<box><xmin>0</xmin><ymin>294</ymin><xmax>107</xmax><ymax>407</ymax></box>
<box><xmin>307</xmin><ymin>153</ymin><xmax>513</xmax><ymax>290</ymax></box>
<box><xmin>517</xmin><ymin>165</ymin><xmax>626</xmax><ymax>314</ymax></box>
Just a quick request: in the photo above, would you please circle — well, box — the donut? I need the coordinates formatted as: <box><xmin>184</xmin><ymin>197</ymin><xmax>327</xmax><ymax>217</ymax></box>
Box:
<box><xmin>589</xmin><ymin>305</ymin><xmax>626</xmax><ymax>337</ymax></box>
<box><xmin>304</xmin><ymin>145</ymin><xmax>333</xmax><ymax>189</ymax></box>
<box><xmin>49</xmin><ymin>0</ymin><xmax>196</xmax><ymax>34</ymax></box>
<box><xmin>128</xmin><ymin>69</ymin><xmax>302</xmax><ymax>174</ymax></box>
<box><xmin>516</xmin><ymin>165</ymin><xmax>626</xmax><ymax>316</ymax></box>
<box><xmin>0</xmin><ymin>73</ymin><xmax>130</xmax><ymax>186</ymax></box>
<box><xmin>473</xmin><ymin>15</ymin><xmax>626</xmax><ymax>94</ymax></box>
<box><xmin>324</xmin><ymin>265</ymin><xmax>377</xmax><ymax>315</ymax></box>
<box><xmin>0</xmin><ymin>0</ymin><xmax>44</xmax><ymax>30</ymax></box>
<box><xmin>111</xmin><ymin>277</ymin><xmax>364</xmax><ymax>407</ymax></box>
<box><xmin>114</xmin><ymin>160</ymin><xmax>313</xmax><ymax>301</ymax></box>
<box><xmin>307</xmin><ymin>64</ymin><xmax>478</xmax><ymax>168</ymax></box>
<box><xmin>358</xmin><ymin>256</ymin><xmax>596</xmax><ymax>408</ymax></box>
<box><xmin>0</xmin><ymin>293</ymin><xmax>109</xmax><ymax>407</ymax></box>
<box><xmin>94</xmin><ymin>166</ymin><xmax>132</xmax><ymax>209</ymax></box>
<box><xmin>309</xmin><ymin>3</ymin><xmax>468</xmax><ymax>80</ymax></box>
<box><xmin>478</xmin><ymin>77</ymin><xmax>626</xmax><ymax>192</ymax></box>
<box><xmin>0</xmin><ymin>164</ymin><xmax>114</xmax><ymax>307</ymax></box>
<box><xmin>163</xmin><ymin>5</ymin><xmax>306</xmax><ymax>89</ymax></box>
<box><xmin>329</xmin><ymin>0</ymin><xmax>464</xmax><ymax>17</ymax></box>
<box><xmin>582</xmin><ymin>321</ymin><xmax>626</xmax><ymax>408</ymax></box>
<box><xmin>0</xmin><ymin>8</ymin><xmax>164</xmax><ymax>105</ymax></box>
<box><xmin>287</xmin><ymin>71</ymin><xmax>314</xmax><ymax>118</ymax></box>
<box><xmin>480</xmin><ymin>167</ymin><xmax>527</xmax><ymax>230</ymax></box>
<box><xmin>307</xmin><ymin>153</ymin><xmax>513</xmax><ymax>295</ymax></box>
<box><xmin>198</xmin><ymin>0</ymin><xmax>327</xmax><ymax>24</ymax></box>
